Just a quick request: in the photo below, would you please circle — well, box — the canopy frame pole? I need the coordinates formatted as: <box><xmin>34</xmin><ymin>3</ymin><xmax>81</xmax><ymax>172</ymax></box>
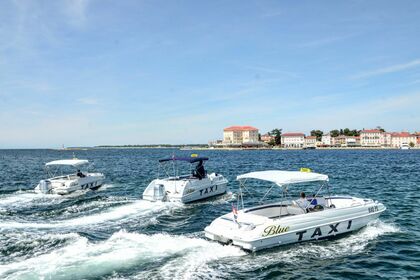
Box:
<box><xmin>307</xmin><ymin>182</ymin><xmax>325</xmax><ymax>208</ymax></box>
<box><xmin>259</xmin><ymin>183</ymin><xmax>276</xmax><ymax>205</ymax></box>
<box><xmin>279</xmin><ymin>184</ymin><xmax>284</xmax><ymax>218</ymax></box>
<box><xmin>238</xmin><ymin>179</ymin><xmax>248</xmax><ymax>210</ymax></box>
<box><xmin>326</xmin><ymin>182</ymin><xmax>332</xmax><ymax>207</ymax></box>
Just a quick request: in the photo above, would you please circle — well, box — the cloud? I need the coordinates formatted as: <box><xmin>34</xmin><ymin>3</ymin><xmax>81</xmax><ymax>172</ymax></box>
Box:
<box><xmin>350</xmin><ymin>59</ymin><xmax>420</xmax><ymax>79</ymax></box>
<box><xmin>297</xmin><ymin>34</ymin><xmax>356</xmax><ymax>48</ymax></box>
<box><xmin>260</xmin><ymin>10</ymin><xmax>282</xmax><ymax>19</ymax></box>
<box><xmin>285</xmin><ymin>91</ymin><xmax>420</xmax><ymax>133</ymax></box>
<box><xmin>78</xmin><ymin>97</ymin><xmax>99</xmax><ymax>105</ymax></box>
<box><xmin>63</xmin><ymin>0</ymin><xmax>90</xmax><ymax>27</ymax></box>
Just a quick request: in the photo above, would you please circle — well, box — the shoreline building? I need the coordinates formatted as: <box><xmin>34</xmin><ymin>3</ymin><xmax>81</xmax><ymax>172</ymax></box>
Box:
<box><xmin>321</xmin><ymin>134</ymin><xmax>332</xmax><ymax>146</ymax></box>
<box><xmin>390</xmin><ymin>132</ymin><xmax>417</xmax><ymax>148</ymax></box>
<box><xmin>261</xmin><ymin>133</ymin><xmax>275</xmax><ymax>144</ymax></box>
<box><xmin>360</xmin><ymin>129</ymin><xmax>383</xmax><ymax>147</ymax></box>
<box><xmin>222</xmin><ymin>126</ymin><xmax>259</xmax><ymax>145</ymax></box>
<box><xmin>281</xmin><ymin>133</ymin><xmax>305</xmax><ymax>148</ymax></box>
<box><xmin>304</xmin><ymin>136</ymin><xmax>317</xmax><ymax>148</ymax></box>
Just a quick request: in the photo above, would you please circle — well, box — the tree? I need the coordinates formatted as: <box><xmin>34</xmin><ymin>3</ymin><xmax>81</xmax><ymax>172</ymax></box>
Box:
<box><xmin>270</xmin><ymin>128</ymin><xmax>282</xmax><ymax>146</ymax></box>
<box><xmin>310</xmin><ymin>130</ymin><xmax>323</xmax><ymax>141</ymax></box>
<box><xmin>343</xmin><ymin>128</ymin><xmax>351</xmax><ymax>136</ymax></box>
<box><xmin>258</xmin><ymin>133</ymin><xmax>261</xmax><ymax>141</ymax></box>
<box><xmin>376</xmin><ymin>126</ymin><xmax>385</xmax><ymax>132</ymax></box>
<box><xmin>330</xmin><ymin>129</ymin><xmax>340</xmax><ymax>137</ymax></box>
<box><xmin>409</xmin><ymin>142</ymin><xmax>415</xmax><ymax>148</ymax></box>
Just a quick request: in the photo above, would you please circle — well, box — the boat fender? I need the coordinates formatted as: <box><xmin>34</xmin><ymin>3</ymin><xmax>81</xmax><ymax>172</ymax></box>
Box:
<box><xmin>330</xmin><ymin>204</ymin><xmax>336</xmax><ymax>208</ymax></box>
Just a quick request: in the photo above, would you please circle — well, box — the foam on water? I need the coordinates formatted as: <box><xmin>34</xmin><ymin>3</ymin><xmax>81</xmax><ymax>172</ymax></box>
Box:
<box><xmin>224</xmin><ymin>220</ymin><xmax>400</xmax><ymax>274</ymax></box>
<box><xmin>0</xmin><ymin>231</ymin><xmax>245</xmax><ymax>280</ymax></box>
<box><xmin>0</xmin><ymin>200</ymin><xmax>181</xmax><ymax>229</ymax></box>
<box><xmin>0</xmin><ymin>184</ymin><xmax>115</xmax><ymax>212</ymax></box>
<box><xmin>0</xmin><ymin>191</ymin><xmax>66</xmax><ymax>210</ymax></box>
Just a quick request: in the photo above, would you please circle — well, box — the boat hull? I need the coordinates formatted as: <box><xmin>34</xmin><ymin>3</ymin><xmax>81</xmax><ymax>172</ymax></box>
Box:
<box><xmin>143</xmin><ymin>173</ymin><xmax>228</xmax><ymax>203</ymax></box>
<box><xmin>205</xmin><ymin>197</ymin><xmax>385</xmax><ymax>251</ymax></box>
<box><xmin>35</xmin><ymin>173</ymin><xmax>105</xmax><ymax>195</ymax></box>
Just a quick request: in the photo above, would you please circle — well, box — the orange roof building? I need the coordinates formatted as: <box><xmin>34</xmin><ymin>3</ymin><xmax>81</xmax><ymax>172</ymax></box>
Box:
<box><xmin>223</xmin><ymin>125</ymin><xmax>259</xmax><ymax>144</ymax></box>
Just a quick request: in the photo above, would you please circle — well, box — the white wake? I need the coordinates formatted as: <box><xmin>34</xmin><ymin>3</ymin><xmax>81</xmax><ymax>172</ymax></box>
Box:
<box><xmin>0</xmin><ymin>231</ymin><xmax>245</xmax><ymax>280</ymax></box>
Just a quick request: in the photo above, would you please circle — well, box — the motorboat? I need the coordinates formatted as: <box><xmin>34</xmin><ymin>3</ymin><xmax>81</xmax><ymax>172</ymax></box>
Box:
<box><xmin>400</xmin><ymin>143</ymin><xmax>410</xmax><ymax>150</ymax></box>
<box><xmin>205</xmin><ymin>169</ymin><xmax>386</xmax><ymax>251</ymax></box>
<box><xmin>35</xmin><ymin>159</ymin><xmax>105</xmax><ymax>195</ymax></box>
<box><xmin>142</xmin><ymin>155</ymin><xmax>228</xmax><ymax>203</ymax></box>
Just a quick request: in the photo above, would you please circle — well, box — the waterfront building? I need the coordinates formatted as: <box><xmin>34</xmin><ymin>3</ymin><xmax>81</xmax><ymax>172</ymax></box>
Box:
<box><xmin>382</xmin><ymin>132</ymin><xmax>392</xmax><ymax>147</ymax></box>
<box><xmin>416</xmin><ymin>133</ymin><xmax>420</xmax><ymax>147</ymax></box>
<box><xmin>281</xmin><ymin>133</ymin><xmax>305</xmax><ymax>148</ymax></box>
<box><xmin>304</xmin><ymin>136</ymin><xmax>317</xmax><ymax>148</ymax></box>
<box><xmin>261</xmin><ymin>134</ymin><xmax>274</xmax><ymax>143</ymax></box>
<box><xmin>390</xmin><ymin>132</ymin><xmax>416</xmax><ymax>148</ymax></box>
<box><xmin>223</xmin><ymin>126</ymin><xmax>259</xmax><ymax>145</ymax></box>
<box><xmin>335</xmin><ymin>135</ymin><xmax>347</xmax><ymax>146</ymax></box>
<box><xmin>360</xmin><ymin>129</ymin><xmax>383</xmax><ymax>147</ymax></box>
<box><xmin>321</xmin><ymin>134</ymin><xmax>332</xmax><ymax>146</ymax></box>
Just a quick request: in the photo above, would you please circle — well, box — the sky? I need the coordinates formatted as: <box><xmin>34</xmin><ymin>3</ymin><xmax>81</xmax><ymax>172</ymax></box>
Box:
<box><xmin>1</xmin><ymin>0</ymin><xmax>420</xmax><ymax>148</ymax></box>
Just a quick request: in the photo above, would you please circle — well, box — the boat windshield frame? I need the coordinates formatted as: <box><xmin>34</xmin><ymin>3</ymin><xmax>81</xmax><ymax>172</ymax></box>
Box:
<box><xmin>44</xmin><ymin>160</ymin><xmax>91</xmax><ymax>178</ymax></box>
<box><xmin>236</xmin><ymin>171</ymin><xmax>332</xmax><ymax>213</ymax></box>
<box><xmin>157</xmin><ymin>156</ymin><xmax>208</xmax><ymax>179</ymax></box>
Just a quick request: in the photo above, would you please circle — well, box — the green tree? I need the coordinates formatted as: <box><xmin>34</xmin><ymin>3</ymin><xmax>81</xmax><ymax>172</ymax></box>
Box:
<box><xmin>310</xmin><ymin>130</ymin><xmax>324</xmax><ymax>141</ymax></box>
<box><xmin>330</xmin><ymin>129</ymin><xmax>340</xmax><ymax>137</ymax></box>
<box><xmin>376</xmin><ymin>126</ymin><xmax>386</xmax><ymax>132</ymax></box>
<box><xmin>270</xmin><ymin>128</ymin><xmax>282</xmax><ymax>146</ymax></box>
<box><xmin>409</xmin><ymin>142</ymin><xmax>415</xmax><ymax>148</ymax></box>
<box><xmin>343</xmin><ymin>128</ymin><xmax>351</xmax><ymax>136</ymax></box>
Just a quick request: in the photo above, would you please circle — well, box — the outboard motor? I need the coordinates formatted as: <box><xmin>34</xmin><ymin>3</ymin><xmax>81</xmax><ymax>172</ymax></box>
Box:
<box><xmin>153</xmin><ymin>184</ymin><xmax>166</xmax><ymax>201</ymax></box>
<box><xmin>39</xmin><ymin>180</ymin><xmax>52</xmax><ymax>194</ymax></box>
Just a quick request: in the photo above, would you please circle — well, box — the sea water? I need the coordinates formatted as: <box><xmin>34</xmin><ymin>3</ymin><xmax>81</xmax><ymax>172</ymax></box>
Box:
<box><xmin>0</xmin><ymin>149</ymin><xmax>418</xmax><ymax>279</ymax></box>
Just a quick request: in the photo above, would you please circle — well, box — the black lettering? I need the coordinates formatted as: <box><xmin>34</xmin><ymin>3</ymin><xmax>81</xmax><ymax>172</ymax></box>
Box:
<box><xmin>347</xmin><ymin>220</ymin><xmax>352</xmax><ymax>229</ymax></box>
<box><xmin>215</xmin><ymin>185</ymin><xmax>218</xmax><ymax>190</ymax></box>
<box><xmin>200</xmin><ymin>189</ymin><xmax>203</xmax><ymax>196</ymax></box>
<box><xmin>296</xmin><ymin>230</ymin><xmax>307</xmax><ymax>241</ymax></box>
<box><xmin>210</xmin><ymin>186</ymin><xmax>213</xmax><ymax>192</ymax></box>
<box><xmin>204</xmin><ymin>188</ymin><xmax>208</xmax><ymax>194</ymax></box>
<box><xmin>311</xmin><ymin>227</ymin><xmax>322</xmax><ymax>238</ymax></box>
<box><xmin>328</xmin><ymin>223</ymin><xmax>340</xmax><ymax>234</ymax></box>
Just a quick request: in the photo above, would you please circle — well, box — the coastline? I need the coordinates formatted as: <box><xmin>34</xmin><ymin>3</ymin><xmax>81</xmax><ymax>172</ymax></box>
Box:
<box><xmin>53</xmin><ymin>146</ymin><xmax>420</xmax><ymax>151</ymax></box>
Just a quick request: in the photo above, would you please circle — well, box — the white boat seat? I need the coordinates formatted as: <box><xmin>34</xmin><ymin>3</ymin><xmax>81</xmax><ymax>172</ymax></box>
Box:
<box><xmin>286</xmin><ymin>206</ymin><xmax>306</xmax><ymax>215</ymax></box>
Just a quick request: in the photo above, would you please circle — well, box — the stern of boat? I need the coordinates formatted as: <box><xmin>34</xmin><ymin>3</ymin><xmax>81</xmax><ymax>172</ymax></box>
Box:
<box><xmin>143</xmin><ymin>179</ymin><xmax>163</xmax><ymax>201</ymax></box>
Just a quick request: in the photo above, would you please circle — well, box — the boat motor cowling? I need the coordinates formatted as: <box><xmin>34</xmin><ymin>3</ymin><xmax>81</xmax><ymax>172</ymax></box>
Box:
<box><xmin>153</xmin><ymin>184</ymin><xmax>166</xmax><ymax>201</ymax></box>
<box><xmin>39</xmin><ymin>180</ymin><xmax>52</xmax><ymax>194</ymax></box>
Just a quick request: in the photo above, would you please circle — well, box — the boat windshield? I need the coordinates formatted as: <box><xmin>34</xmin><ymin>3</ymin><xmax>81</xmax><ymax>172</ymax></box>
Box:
<box><xmin>235</xmin><ymin>170</ymin><xmax>331</xmax><ymax>213</ymax></box>
<box><xmin>157</xmin><ymin>156</ymin><xmax>208</xmax><ymax>179</ymax></box>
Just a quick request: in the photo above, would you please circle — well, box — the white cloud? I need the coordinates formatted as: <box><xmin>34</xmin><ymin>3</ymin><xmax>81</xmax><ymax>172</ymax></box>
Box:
<box><xmin>63</xmin><ymin>0</ymin><xmax>90</xmax><ymax>27</ymax></box>
<box><xmin>77</xmin><ymin>97</ymin><xmax>99</xmax><ymax>105</ymax></box>
<box><xmin>350</xmin><ymin>59</ymin><xmax>420</xmax><ymax>79</ymax></box>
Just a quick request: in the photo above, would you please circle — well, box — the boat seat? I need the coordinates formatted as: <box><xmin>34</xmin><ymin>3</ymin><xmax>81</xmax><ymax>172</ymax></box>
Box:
<box><xmin>286</xmin><ymin>206</ymin><xmax>306</xmax><ymax>215</ymax></box>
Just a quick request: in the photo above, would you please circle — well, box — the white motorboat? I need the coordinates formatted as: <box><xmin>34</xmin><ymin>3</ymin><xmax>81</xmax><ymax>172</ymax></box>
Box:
<box><xmin>400</xmin><ymin>143</ymin><xmax>410</xmax><ymax>150</ymax></box>
<box><xmin>143</xmin><ymin>156</ymin><xmax>228</xmax><ymax>203</ymax></box>
<box><xmin>205</xmin><ymin>170</ymin><xmax>386</xmax><ymax>251</ymax></box>
<box><xmin>35</xmin><ymin>159</ymin><xmax>105</xmax><ymax>195</ymax></box>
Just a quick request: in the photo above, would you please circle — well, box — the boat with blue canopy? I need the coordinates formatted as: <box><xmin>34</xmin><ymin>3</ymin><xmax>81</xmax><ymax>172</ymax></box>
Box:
<box><xmin>143</xmin><ymin>155</ymin><xmax>228</xmax><ymax>203</ymax></box>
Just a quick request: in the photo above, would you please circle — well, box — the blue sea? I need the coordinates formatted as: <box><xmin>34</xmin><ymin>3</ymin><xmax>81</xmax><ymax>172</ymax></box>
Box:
<box><xmin>0</xmin><ymin>149</ymin><xmax>418</xmax><ymax>279</ymax></box>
